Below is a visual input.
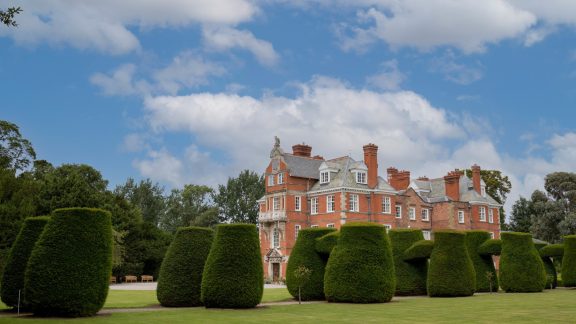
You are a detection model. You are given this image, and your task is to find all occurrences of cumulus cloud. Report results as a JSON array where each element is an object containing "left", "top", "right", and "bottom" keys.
[{"left": 366, "top": 60, "right": 406, "bottom": 90}]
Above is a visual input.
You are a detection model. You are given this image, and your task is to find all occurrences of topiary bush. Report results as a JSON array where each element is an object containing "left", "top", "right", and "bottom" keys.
[
  {"left": 157, "top": 227, "right": 214, "bottom": 307},
  {"left": 201, "top": 224, "right": 263, "bottom": 308},
  {"left": 315, "top": 231, "right": 340, "bottom": 255},
  {"left": 286, "top": 227, "right": 335, "bottom": 301},
  {"left": 389, "top": 229, "right": 428, "bottom": 296},
  {"left": 1, "top": 216, "right": 50, "bottom": 308},
  {"left": 499, "top": 232, "right": 546, "bottom": 293},
  {"left": 465, "top": 231, "right": 498, "bottom": 293},
  {"left": 427, "top": 230, "right": 475, "bottom": 297},
  {"left": 24, "top": 208, "right": 113, "bottom": 317},
  {"left": 324, "top": 222, "right": 395, "bottom": 303},
  {"left": 403, "top": 240, "right": 434, "bottom": 261},
  {"left": 561, "top": 235, "right": 576, "bottom": 287},
  {"left": 477, "top": 239, "right": 502, "bottom": 256},
  {"left": 539, "top": 244, "right": 564, "bottom": 258}
]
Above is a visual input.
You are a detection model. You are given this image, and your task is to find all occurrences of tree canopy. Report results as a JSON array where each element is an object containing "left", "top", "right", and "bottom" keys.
[
  {"left": 0, "top": 7, "right": 21, "bottom": 27},
  {"left": 213, "top": 170, "right": 264, "bottom": 224}
]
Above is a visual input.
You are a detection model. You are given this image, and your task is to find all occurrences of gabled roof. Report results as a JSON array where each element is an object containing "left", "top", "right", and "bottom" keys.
[
  {"left": 283, "top": 154, "right": 324, "bottom": 179},
  {"left": 410, "top": 175, "right": 501, "bottom": 205}
]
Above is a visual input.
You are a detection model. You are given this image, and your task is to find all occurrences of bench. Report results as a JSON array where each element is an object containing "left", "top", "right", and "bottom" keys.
[
  {"left": 110, "top": 276, "right": 117, "bottom": 284},
  {"left": 141, "top": 275, "right": 154, "bottom": 282},
  {"left": 125, "top": 275, "right": 137, "bottom": 283}
]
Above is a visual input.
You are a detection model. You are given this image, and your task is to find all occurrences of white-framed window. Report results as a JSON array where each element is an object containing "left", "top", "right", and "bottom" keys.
[
  {"left": 423, "top": 230, "right": 431, "bottom": 240},
  {"left": 327, "top": 195, "right": 335, "bottom": 213},
  {"left": 349, "top": 194, "right": 359, "bottom": 212},
  {"left": 356, "top": 171, "right": 367, "bottom": 184},
  {"left": 268, "top": 175, "right": 274, "bottom": 186},
  {"left": 273, "top": 197, "right": 280, "bottom": 211},
  {"left": 488, "top": 209, "right": 494, "bottom": 223},
  {"left": 409, "top": 207, "right": 416, "bottom": 220},
  {"left": 458, "top": 210, "right": 465, "bottom": 224},
  {"left": 277, "top": 172, "right": 284, "bottom": 184},
  {"left": 479, "top": 206, "right": 486, "bottom": 222},
  {"left": 273, "top": 227, "right": 280, "bottom": 248},
  {"left": 295, "top": 225, "right": 301, "bottom": 239},
  {"left": 311, "top": 225, "right": 319, "bottom": 228},
  {"left": 311, "top": 197, "right": 319, "bottom": 215},
  {"left": 395, "top": 206, "right": 402, "bottom": 219},
  {"left": 295, "top": 196, "right": 301, "bottom": 211},
  {"left": 383, "top": 224, "right": 392, "bottom": 232},
  {"left": 421, "top": 208, "right": 430, "bottom": 221},
  {"left": 320, "top": 171, "right": 330, "bottom": 184},
  {"left": 382, "top": 196, "right": 391, "bottom": 214},
  {"left": 490, "top": 232, "right": 495, "bottom": 239},
  {"left": 327, "top": 223, "right": 335, "bottom": 228}
]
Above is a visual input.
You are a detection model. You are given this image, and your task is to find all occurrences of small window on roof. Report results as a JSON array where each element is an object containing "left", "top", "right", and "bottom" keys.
[
  {"left": 320, "top": 171, "right": 330, "bottom": 184},
  {"left": 356, "top": 171, "right": 367, "bottom": 184}
]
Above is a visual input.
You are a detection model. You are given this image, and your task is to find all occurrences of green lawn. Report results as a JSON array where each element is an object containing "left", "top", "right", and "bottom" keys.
[{"left": 2, "top": 289, "right": 576, "bottom": 323}]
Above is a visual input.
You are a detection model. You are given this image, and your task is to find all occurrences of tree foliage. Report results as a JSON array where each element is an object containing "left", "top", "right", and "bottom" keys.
[
  {"left": 0, "top": 120, "right": 36, "bottom": 172},
  {"left": 0, "top": 7, "right": 22, "bottom": 27},
  {"left": 115, "top": 178, "right": 165, "bottom": 226},
  {"left": 213, "top": 170, "right": 264, "bottom": 224},
  {"left": 509, "top": 197, "right": 533, "bottom": 233},
  {"left": 161, "top": 184, "right": 215, "bottom": 233}
]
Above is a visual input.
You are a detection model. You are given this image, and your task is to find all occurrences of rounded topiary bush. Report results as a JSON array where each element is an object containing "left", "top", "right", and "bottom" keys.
[
  {"left": 324, "top": 223, "right": 395, "bottom": 303},
  {"left": 561, "top": 235, "right": 576, "bottom": 287},
  {"left": 1, "top": 216, "right": 50, "bottom": 308},
  {"left": 315, "top": 231, "right": 340, "bottom": 255},
  {"left": 427, "top": 230, "right": 475, "bottom": 297},
  {"left": 465, "top": 231, "right": 498, "bottom": 293},
  {"left": 24, "top": 208, "right": 113, "bottom": 317},
  {"left": 157, "top": 227, "right": 214, "bottom": 307},
  {"left": 389, "top": 229, "right": 428, "bottom": 296},
  {"left": 286, "top": 227, "right": 335, "bottom": 301},
  {"left": 499, "top": 232, "right": 546, "bottom": 293},
  {"left": 201, "top": 224, "right": 263, "bottom": 308},
  {"left": 542, "top": 257, "right": 557, "bottom": 289}
]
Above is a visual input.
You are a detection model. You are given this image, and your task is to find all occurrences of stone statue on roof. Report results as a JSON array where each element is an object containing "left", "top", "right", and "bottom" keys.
[{"left": 270, "top": 136, "right": 284, "bottom": 158}]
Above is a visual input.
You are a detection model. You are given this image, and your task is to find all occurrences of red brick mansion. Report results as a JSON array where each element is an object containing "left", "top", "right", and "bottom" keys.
[{"left": 258, "top": 138, "right": 501, "bottom": 281}]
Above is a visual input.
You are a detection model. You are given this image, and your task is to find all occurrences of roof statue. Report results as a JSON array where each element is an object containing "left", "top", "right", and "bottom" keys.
[{"left": 270, "top": 136, "right": 284, "bottom": 158}]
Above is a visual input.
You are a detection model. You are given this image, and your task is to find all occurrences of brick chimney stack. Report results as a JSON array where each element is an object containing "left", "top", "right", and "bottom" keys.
[
  {"left": 363, "top": 143, "right": 379, "bottom": 188},
  {"left": 471, "top": 164, "right": 481, "bottom": 194},
  {"left": 444, "top": 169, "right": 462, "bottom": 201},
  {"left": 292, "top": 143, "right": 312, "bottom": 157},
  {"left": 387, "top": 167, "right": 410, "bottom": 190}
]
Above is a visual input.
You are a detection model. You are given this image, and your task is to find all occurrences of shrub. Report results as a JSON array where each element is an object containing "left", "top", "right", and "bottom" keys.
[
  {"left": 315, "top": 231, "right": 340, "bottom": 255},
  {"left": 499, "top": 232, "right": 546, "bottom": 293},
  {"left": 427, "top": 230, "right": 475, "bottom": 297},
  {"left": 561, "top": 235, "right": 576, "bottom": 287},
  {"left": 157, "top": 227, "right": 214, "bottom": 307},
  {"left": 477, "top": 239, "right": 502, "bottom": 256},
  {"left": 1, "top": 216, "right": 50, "bottom": 308},
  {"left": 465, "top": 231, "right": 498, "bottom": 293},
  {"left": 286, "top": 227, "right": 335, "bottom": 301},
  {"left": 539, "top": 244, "right": 564, "bottom": 258},
  {"left": 324, "top": 223, "right": 395, "bottom": 303},
  {"left": 389, "top": 229, "right": 428, "bottom": 296},
  {"left": 542, "top": 257, "right": 557, "bottom": 289},
  {"left": 201, "top": 224, "right": 263, "bottom": 308},
  {"left": 24, "top": 208, "right": 113, "bottom": 317},
  {"left": 403, "top": 240, "right": 434, "bottom": 261}
]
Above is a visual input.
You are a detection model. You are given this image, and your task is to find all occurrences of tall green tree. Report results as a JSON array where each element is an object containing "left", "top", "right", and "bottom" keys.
[
  {"left": 530, "top": 190, "right": 567, "bottom": 244},
  {"left": 509, "top": 197, "right": 533, "bottom": 233},
  {"left": 115, "top": 178, "right": 165, "bottom": 226},
  {"left": 0, "top": 120, "right": 36, "bottom": 172},
  {"left": 466, "top": 169, "right": 511, "bottom": 230},
  {"left": 160, "top": 184, "right": 215, "bottom": 233},
  {"left": 213, "top": 170, "right": 264, "bottom": 224}
]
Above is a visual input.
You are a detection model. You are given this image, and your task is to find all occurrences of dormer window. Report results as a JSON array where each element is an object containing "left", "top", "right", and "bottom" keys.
[
  {"left": 356, "top": 171, "right": 367, "bottom": 184},
  {"left": 320, "top": 171, "right": 330, "bottom": 184}
]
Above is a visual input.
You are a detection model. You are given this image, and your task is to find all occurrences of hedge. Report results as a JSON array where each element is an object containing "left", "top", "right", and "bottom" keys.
[
  {"left": 315, "top": 231, "right": 340, "bottom": 255},
  {"left": 539, "top": 244, "right": 564, "bottom": 258},
  {"left": 324, "top": 223, "right": 395, "bottom": 303},
  {"left": 465, "top": 231, "right": 498, "bottom": 293},
  {"left": 201, "top": 224, "right": 263, "bottom": 308},
  {"left": 286, "top": 227, "right": 336, "bottom": 301},
  {"left": 1, "top": 216, "right": 50, "bottom": 308},
  {"left": 24, "top": 208, "right": 113, "bottom": 317},
  {"left": 157, "top": 227, "right": 214, "bottom": 307},
  {"left": 389, "top": 229, "right": 427, "bottom": 296},
  {"left": 477, "top": 239, "right": 502, "bottom": 256},
  {"left": 561, "top": 235, "right": 576, "bottom": 287},
  {"left": 403, "top": 240, "right": 434, "bottom": 261},
  {"left": 427, "top": 230, "right": 475, "bottom": 297},
  {"left": 499, "top": 232, "right": 546, "bottom": 293}
]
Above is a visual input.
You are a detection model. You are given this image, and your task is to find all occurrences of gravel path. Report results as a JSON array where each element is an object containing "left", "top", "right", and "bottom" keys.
[{"left": 109, "top": 282, "right": 287, "bottom": 290}]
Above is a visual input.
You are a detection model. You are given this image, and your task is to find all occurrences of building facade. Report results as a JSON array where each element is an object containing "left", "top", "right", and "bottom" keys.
[{"left": 258, "top": 138, "right": 501, "bottom": 282}]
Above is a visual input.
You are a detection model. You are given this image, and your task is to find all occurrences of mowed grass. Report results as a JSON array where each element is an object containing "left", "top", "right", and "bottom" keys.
[{"left": 2, "top": 289, "right": 576, "bottom": 323}]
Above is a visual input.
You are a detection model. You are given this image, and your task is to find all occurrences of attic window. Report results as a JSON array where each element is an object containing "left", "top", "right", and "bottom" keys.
[
  {"left": 356, "top": 171, "right": 367, "bottom": 184},
  {"left": 320, "top": 171, "right": 330, "bottom": 184}
]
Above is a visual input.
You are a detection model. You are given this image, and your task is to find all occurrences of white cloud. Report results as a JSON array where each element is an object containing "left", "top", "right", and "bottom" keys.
[
  {"left": 523, "top": 26, "right": 556, "bottom": 47},
  {"left": 202, "top": 26, "right": 280, "bottom": 66},
  {"left": 90, "top": 64, "right": 150, "bottom": 96},
  {"left": 133, "top": 149, "right": 184, "bottom": 186},
  {"left": 430, "top": 52, "right": 484, "bottom": 85},
  {"left": 0, "top": 0, "right": 258, "bottom": 54},
  {"left": 366, "top": 60, "right": 406, "bottom": 90}
]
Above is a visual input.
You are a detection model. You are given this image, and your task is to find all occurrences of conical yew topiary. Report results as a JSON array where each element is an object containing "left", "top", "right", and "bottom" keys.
[
  {"left": 157, "top": 227, "right": 214, "bottom": 307},
  {"left": 427, "top": 230, "right": 475, "bottom": 297},
  {"left": 389, "top": 229, "right": 428, "bottom": 296},
  {"left": 561, "top": 235, "right": 576, "bottom": 287},
  {"left": 324, "top": 223, "right": 395, "bottom": 303},
  {"left": 499, "top": 232, "right": 546, "bottom": 293},
  {"left": 24, "top": 208, "right": 113, "bottom": 317},
  {"left": 1, "top": 216, "right": 50, "bottom": 308},
  {"left": 201, "top": 224, "right": 263, "bottom": 308},
  {"left": 286, "top": 227, "right": 335, "bottom": 301},
  {"left": 465, "top": 231, "right": 498, "bottom": 293}
]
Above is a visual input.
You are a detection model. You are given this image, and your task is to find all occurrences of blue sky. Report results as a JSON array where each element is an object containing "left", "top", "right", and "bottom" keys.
[{"left": 1, "top": 0, "right": 576, "bottom": 218}]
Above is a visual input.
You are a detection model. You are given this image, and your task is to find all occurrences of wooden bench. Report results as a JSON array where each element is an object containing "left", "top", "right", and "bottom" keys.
[
  {"left": 141, "top": 275, "right": 154, "bottom": 282},
  {"left": 110, "top": 276, "right": 117, "bottom": 284},
  {"left": 125, "top": 275, "right": 137, "bottom": 283}
]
